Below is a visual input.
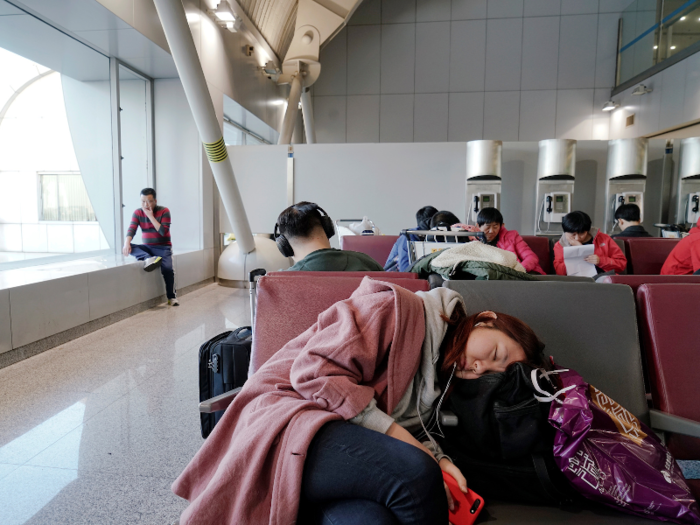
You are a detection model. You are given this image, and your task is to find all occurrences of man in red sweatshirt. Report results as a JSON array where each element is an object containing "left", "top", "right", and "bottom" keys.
[
  {"left": 661, "top": 220, "right": 700, "bottom": 275},
  {"left": 553, "top": 211, "right": 627, "bottom": 276},
  {"left": 122, "top": 188, "right": 178, "bottom": 306}
]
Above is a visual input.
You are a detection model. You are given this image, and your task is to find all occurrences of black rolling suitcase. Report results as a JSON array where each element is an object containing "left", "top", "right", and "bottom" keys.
[{"left": 199, "top": 326, "right": 252, "bottom": 438}]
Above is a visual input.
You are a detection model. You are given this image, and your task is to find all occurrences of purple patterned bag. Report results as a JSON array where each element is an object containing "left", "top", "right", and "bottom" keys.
[{"left": 542, "top": 367, "right": 700, "bottom": 524}]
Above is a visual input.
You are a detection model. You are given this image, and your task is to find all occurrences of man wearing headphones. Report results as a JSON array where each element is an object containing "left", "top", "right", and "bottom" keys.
[{"left": 275, "top": 202, "right": 384, "bottom": 271}]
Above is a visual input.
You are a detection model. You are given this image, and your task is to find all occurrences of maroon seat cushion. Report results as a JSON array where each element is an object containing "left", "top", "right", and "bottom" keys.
[
  {"left": 598, "top": 275, "right": 700, "bottom": 297},
  {"left": 522, "top": 235, "right": 552, "bottom": 274},
  {"left": 624, "top": 238, "right": 679, "bottom": 275},
  {"left": 637, "top": 283, "right": 700, "bottom": 459},
  {"left": 251, "top": 275, "right": 429, "bottom": 374},
  {"left": 339, "top": 235, "right": 399, "bottom": 266},
  {"left": 271, "top": 271, "right": 418, "bottom": 279}
]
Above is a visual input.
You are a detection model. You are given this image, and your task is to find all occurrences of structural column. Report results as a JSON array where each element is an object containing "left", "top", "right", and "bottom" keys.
[
  {"left": 152, "top": 0, "right": 255, "bottom": 253},
  {"left": 300, "top": 88, "right": 316, "bottom": 144},
  {"left": 277, "top": 74, "right": 303, "bottom": 145}
]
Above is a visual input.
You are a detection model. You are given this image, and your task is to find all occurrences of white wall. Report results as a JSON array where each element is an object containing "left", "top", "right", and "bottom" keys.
[
  {"left": 229, "top": 140, "right": 669, "bottom": 236},
  {"left": 610, "top": 51, "right": 700, "bottom": 138},
  {"left": 312, "top": 0, "right": 635, "bottom": 144}
]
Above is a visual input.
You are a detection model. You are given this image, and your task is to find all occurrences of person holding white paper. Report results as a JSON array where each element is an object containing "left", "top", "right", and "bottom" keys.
[{"left": 553, "top": 211, "right": 627, "bottom": 276}]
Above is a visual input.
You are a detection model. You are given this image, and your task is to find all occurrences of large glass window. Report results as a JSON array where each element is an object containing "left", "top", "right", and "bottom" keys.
[
  {"left": 118, "top": 65, "right": 154, "bottom": 244},
  {"left": 0, "top": 0, "right": 153, "bottom": 270},
  {"left": 0, "top": 44, "right": 112, "bottom": 266},
  {"left": 618, "top": 0, "right": 700, "bottom": 85},
  {"left": 39, "top": 173, "right": 97, "bottom": 222},
  {"left": 223, "top": 95, "right": 279, "bottom": 146}
]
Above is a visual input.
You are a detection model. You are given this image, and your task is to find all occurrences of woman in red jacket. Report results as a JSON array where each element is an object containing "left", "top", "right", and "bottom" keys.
[
  {"left": 553, "top": 211, "right": 627, "bottom": 275},
  {"left": 459, "top": 208, "right": 546, "bottom": 274}
]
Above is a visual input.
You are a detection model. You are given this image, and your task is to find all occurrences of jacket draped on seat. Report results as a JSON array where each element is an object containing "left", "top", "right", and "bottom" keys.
[{"left": 172, "top": 278, "right": 426, "bottom": 525}]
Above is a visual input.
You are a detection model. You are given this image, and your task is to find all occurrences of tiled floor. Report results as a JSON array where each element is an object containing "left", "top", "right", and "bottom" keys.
[{"left": 0, "top": 284, "right": 250, "bottom": 525}]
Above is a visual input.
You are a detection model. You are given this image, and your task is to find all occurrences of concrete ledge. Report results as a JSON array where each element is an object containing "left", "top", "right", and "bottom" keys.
[{"left": 0, "top": 277, "right": 214, "bottom": 370}]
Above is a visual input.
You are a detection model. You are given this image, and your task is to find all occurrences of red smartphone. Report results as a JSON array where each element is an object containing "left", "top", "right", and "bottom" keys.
[{"left": 443, "top": 472, "right": 484, "bottom": 525}]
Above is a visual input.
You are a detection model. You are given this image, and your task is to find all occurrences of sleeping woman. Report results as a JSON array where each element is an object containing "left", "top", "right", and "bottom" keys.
[{"left": 172, "top": 278, "right": 553, "bottom": 525}]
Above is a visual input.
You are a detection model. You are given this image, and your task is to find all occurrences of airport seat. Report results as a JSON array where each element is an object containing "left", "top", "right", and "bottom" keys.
[
  {"left": 637, "top": 283, "right": 700, "bottom": 500},
  {"left": 199, "top": 278, "right": 688, "bottom": 522},
  {"left": 441, "top": 280, "right": 700, "bottom": 520},
  {"left": 270, "top": 270, "right": 418, "bottom": 279},
  {"left": 443, "top": 281, "right": 646, "bottom": 418},
  {"left": 339, "top": 235, "right": 399, "bottom": 267},
  {"left": 624, "top": 238, "right": 679, "bottom": 275},
  {"left": 597, "top": 274, "right": 700, "bottom": 297},
  {"left": 613, "top": 238, "right": 628, "bottom": 274},
  {"left": 522, "top": 235, "right": 553, "bottom": 274},
  {"left": 250, "top": 274, "right": 428, "bottom": 375},
  {"left": 528, "top": 275, "right": 594, "bottom": 282}
]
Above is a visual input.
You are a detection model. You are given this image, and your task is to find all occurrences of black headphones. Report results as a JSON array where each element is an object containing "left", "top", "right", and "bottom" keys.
[{"left": 274, "top": 203, "right": 335, "bottom": 257}]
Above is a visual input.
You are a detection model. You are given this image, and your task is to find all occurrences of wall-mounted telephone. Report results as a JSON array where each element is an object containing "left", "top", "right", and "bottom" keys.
[
  {"left": 614, "top": 192, "right": 644, "bottom": 221},
  {"left": 470, "top": 192, "right": 498, "bottom": 222},
  {"left": 543, "top": 192, "right": 570, "bottom": 223},
  {"left": 687, "top": 192, "right": 700, "bottom": 224}
]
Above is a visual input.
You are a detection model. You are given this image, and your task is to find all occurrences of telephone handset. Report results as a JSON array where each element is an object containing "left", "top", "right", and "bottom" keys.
[
  {"left": 543, "top": 192, "right": 570, "bottom": 223},
  {"left": 473, "top": 195, "right": 480, "bottom": 214},
  {"left": 693, "top": 194, "right": 699, "bottom": 214}
]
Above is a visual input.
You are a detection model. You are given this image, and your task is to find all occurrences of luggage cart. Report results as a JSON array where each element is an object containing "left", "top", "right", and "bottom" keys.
[{"left": 402, "top": 229, "right": 484, "bottom": 266}]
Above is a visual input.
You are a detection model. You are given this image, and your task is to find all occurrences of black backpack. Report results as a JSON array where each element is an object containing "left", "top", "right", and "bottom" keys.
[{"left": 441, "top": 363, "right": 577, "bottom": 505}]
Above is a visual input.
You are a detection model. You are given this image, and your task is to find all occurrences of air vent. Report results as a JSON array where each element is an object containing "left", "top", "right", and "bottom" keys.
[{"left": 626, "top": 114, "right": 635, "bottom": 127}]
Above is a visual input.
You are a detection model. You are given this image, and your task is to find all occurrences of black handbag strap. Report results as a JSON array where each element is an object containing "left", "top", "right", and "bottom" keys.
[{"left": 531, "top": 453, "right": 573, "bottom": 506}]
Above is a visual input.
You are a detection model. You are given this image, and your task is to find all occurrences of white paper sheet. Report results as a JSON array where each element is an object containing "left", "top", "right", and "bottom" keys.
[{"left": 563, "top": 244, "right": 597, "bottom": 277}]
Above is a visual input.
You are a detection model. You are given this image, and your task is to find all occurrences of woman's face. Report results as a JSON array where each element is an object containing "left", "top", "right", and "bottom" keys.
[
  {"left": 479, "top": 222, "right": 501, "bottom": 242},
  {"left": 456, "top": 325, "right": 527, "bottom": 379}
]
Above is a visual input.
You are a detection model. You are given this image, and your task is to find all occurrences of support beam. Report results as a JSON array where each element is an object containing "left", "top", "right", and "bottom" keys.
[
  {"left": 152, "top": 0, "right": 255, "bottom": 254},
  {"left": 300, "top": 88, "right": 316, "bottom": 144},
  {"left": 277, "top": 74, "right": 303, "bottom": 145}
]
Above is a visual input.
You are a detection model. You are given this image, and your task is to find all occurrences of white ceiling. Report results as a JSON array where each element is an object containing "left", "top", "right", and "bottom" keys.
[
  {"left": 3, "top": 0, "right": 177, "bottom": 78},
  {"left": 236, "top": 0, "right": 298, "bottom": 60}
]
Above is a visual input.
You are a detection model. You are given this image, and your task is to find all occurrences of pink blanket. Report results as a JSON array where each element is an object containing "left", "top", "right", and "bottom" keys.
[{"left": 172, "top": 278, "right": 426, "bottom": 524}]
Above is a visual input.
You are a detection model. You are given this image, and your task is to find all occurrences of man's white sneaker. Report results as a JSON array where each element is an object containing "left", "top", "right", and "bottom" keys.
[
  {"left": 168, "top": 298, "right": 179, "bottom": 306},
  {"left": 143, "top": 256, "right": 162, "bottom": 272}
]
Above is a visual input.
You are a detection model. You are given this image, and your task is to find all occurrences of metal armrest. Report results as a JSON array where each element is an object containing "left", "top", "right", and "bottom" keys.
[
  {"left": 440, "top": 410, "right": 458, "bottom": 427},
  {"left": 650, "top": 408, "right": 700, "bottom": 439},
  {"left": 199, "top": 387, "right": 242, "bottom": 413}
]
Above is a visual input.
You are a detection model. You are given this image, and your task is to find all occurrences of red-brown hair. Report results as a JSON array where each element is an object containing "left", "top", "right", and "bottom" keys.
[{"left": 438, "top": 304, "right": 552, "bottom": 383}]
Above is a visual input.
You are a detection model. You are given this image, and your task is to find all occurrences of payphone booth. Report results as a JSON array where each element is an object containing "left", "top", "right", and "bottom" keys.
[
  {"left": 677, "top": 137, "right": 700, "bottom": 227},
  {"left": 466, "top": 140, "right": 502, "bottom": 225},
  {"left": 535, "top": 139, "right": 576, "bottom": 237},
  {"left": 605, "top": 138, "right": 648, "bottom": 234}
]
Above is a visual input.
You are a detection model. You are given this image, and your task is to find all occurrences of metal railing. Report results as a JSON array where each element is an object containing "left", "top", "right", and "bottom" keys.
[{"left": 617, "top": 0, "right": 700, "bottom": 88}]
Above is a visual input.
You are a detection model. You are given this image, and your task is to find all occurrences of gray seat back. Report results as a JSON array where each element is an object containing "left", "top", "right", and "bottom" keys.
[
  {"left": 443, "top": 281, "right": 648, "bottom": 420},
  {"left": 529, "top": 275, "right": 594, "bottom": 282}
]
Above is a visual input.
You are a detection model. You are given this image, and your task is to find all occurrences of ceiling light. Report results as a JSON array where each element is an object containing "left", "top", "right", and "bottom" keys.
[
  {"left": 681, "top": 16, "right": 686, "bottom": 20},
  {"left": 215, "top": 1, "right": 235, "bottom": 22},
  {"left": 271, "top": 100, "right": 286, "bottom": 106},
  {"left": 671, "top": 45, "right": 677, "bottom": 49},
  {"left": 631, "top": 84, "right": 653, "bottom": 96},
  {"left": 185, "top": 12, "right": 200, "bottom": 23},
  {"left": 654, "top": 45, "right": 658, "bottom": 49},
  {"left": 603, "top": 100, "right": 620, "bottom": 112}
]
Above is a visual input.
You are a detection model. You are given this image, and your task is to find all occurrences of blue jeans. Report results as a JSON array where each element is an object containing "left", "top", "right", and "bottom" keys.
[
  {"left": 130, "top": 243, "right": 176, "bottom": 299},
  {"left": 298, "top": 421, "right": 448, "bottom": 525}
]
